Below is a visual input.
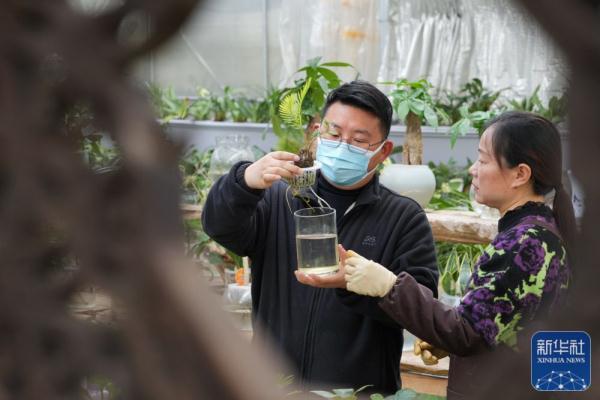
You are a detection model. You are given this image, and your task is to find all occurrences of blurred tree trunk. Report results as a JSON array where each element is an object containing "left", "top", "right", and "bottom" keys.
[{"left": 404, "top": 111, "right": 423, "bottom": 165}]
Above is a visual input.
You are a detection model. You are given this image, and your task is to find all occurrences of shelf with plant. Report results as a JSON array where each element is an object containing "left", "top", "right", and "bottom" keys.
[
  {"left": 148, "top": 74, "right": 567, "bottom": 130},
  {"left": 441, "top": 80, "right": 568, "bottom": 147},
  {"left": 149, "top": 73, "right": 568, "bottom": 178},
  {"left": 147, "top": 83, "right": 271, "bottom": 124}
]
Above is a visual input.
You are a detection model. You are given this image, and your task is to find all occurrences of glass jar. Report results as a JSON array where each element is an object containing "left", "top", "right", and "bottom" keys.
[
  {"left": 294, "top": 207, "right": 339, "bottom": 276},
  {"left": 208, "top": 135, "right": 255, "bottom": 181}
]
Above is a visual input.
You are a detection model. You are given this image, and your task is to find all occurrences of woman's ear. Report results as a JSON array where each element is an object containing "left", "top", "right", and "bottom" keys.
[{"left": 511, "top": 163, "right": 533, "bottom": 189}]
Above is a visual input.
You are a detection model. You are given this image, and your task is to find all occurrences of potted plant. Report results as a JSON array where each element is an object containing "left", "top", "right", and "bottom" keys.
[
  {"left": 379, "top": 78, "right": 447, "bottom": 207},
  {"left": 271, "top": 57, "right": 354, "bottom": 154},
  {"left": 436, "top": 242, "right": 485, "bottom": 306},
  {"left": 278, "top": 78, "right": 321, "bottom": 200},
  {"left": 435, "top": 78, "right": 504, "bottom": 148}
]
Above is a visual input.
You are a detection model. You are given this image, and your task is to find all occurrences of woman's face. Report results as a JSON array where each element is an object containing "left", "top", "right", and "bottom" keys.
[{"left": 469, "top": 127, "right": 515, "bottom": 210}]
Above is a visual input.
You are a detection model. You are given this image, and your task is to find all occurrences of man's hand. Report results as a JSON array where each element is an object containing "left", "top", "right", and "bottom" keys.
[
  {"left": 344, "top": 250, "right": 397, "bottom": 297},
  {"left": 294, "top": 245, "right": 347, "bottom": 289},
  {"left": 413, "top": 339, "right": 449, "bottom": 365},
  {"left": 244, "top": 151, "right": 302, "bottom": 189}
]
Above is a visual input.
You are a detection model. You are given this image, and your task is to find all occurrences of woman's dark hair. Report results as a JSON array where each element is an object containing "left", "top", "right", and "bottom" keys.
[
  {"left": 485, "top": 111, "right": 576, "bottom": 249},
  {"left": 322, "top": 80, "right": 393, "bottom": 139}
]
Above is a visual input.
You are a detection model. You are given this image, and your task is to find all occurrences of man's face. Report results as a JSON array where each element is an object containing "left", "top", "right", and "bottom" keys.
[{"left": 319, "top": 102, "right": 391, "bottom": 176}]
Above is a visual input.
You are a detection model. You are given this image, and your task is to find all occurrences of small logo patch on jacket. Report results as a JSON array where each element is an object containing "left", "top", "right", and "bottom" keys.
[{"left": 362, "top": 235, "right": 377, "bottom": 247}]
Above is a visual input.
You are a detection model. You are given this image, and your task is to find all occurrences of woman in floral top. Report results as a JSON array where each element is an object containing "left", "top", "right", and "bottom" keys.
[{"left": 342, "top": 111, "right": 576, "bottom": 399}]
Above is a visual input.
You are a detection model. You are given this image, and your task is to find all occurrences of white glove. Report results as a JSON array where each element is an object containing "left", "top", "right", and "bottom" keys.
[{"left": 344, "top": 250, "right": 398, "bottom": 297}]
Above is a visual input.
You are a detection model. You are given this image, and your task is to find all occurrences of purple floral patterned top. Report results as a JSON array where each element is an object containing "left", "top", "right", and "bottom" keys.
[{"left": 457, "top": 202, "right": 569, "bottom": 349}]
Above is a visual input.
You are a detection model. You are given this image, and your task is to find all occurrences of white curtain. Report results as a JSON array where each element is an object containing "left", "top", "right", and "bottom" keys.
[
  {"left": 279, "top": 0, "right": 380, "bottom": 85},
  {"left": 378, "top": 0, "right": 568, "bottom": 101}
]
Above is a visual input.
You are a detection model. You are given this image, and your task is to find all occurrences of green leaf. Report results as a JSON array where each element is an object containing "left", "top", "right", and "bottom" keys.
[
  {"left": 449, "top": 118, "right": 471, "bottom": 148},
  {"left": 370, "top": 395, "right": 385, "bottom": 400},
  {"left": 332, "top": 388, "right": 355, "bottom": 396},
  {"left": 310, "top": 391, "right": 337, "bottom": 398},
  {"left": 397, "top": 101, "right": 410, "bottom": 122},
  {"left": 387, "top": 389, "right": 418, "bottom": 399},
  {"left": 441, "top": 270, "right": 456, "bottom": 295},
  {"left": 317, "top": 67, "right": 342, "bottom": 88},
  {"left": 470, "top": 111, "right": 489, "bottom": 121},
  {"left": 423, "top": 105, "right": 439, "bottom": 127},
  {"left": 458, "top": 104, "right": 470, "bottom": 118},
  {"left": 278, "top": 78, "right": 312, "bottom": 131},
  {"left": 320, "top": 61, "right": 354, "bottom": 67},
  {"left": 409, "top": 100, "right": 425, "bottom": 115},
  {"left": 306, "top": 56, "right": 322, "bottom": 68}
]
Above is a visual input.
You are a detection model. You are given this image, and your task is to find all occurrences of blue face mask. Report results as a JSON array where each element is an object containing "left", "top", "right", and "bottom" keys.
[{"left": 316, "top": 138, "right": 385, "bottom": 186}]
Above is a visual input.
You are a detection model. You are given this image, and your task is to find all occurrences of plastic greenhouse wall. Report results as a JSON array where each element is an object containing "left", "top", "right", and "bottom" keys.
[{"left": 72, "top": 0, "right": 567, "bottom": 103}]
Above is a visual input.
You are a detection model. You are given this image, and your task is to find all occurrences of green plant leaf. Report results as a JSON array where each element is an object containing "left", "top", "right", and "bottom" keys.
[
  {"left": 306, "top": 56, "right": 322, "bottom": 68},
  {"left": 470, "top": 111, "right": 489, "bottom": 121},
  {"left": 397, "top": 100, "right": 410, "bottom": 122},
  {"left": 409, "top": 99, "right": 425, "bottom": 115},
  {"left": 317, "top": 67, "right": 342, "bottom": 88},
  {"left": 311, "top": 390, "right": 337, "bottom": 398},
  {"left": 423, "top": 105, "right": 439, "bottom": 127},
  {"left": 332, "top": 388, "right": 356, "bottom": 397},
  {"left": 320, "top": 61, "right": 354, "bottom": 67},
  {"left": 278, "top": 78, "right": 312, "bottom": 131},
  {"left": 386, "top": 388, "right": 418, "bottom": 399},
  {"left": 449, "top": 118, "right": 471, "bottom": 148},
  {"left": 458, "top": 104, "right": 470, "bottom": 118}
]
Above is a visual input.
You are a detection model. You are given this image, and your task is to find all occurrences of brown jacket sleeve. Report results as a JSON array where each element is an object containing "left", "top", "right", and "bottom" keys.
[{"left": 378, "top": 272, "right": 488, "bottom": 357}]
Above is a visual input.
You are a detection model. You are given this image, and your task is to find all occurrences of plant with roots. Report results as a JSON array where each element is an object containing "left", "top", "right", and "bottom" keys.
[{"left": 278, "top": 78, "right": 329, "bottom": 212}]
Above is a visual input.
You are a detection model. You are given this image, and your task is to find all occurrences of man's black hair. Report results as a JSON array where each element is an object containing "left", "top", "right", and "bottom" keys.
[{"left": 322, "top": 80, "right": 393, "bottom": 139}]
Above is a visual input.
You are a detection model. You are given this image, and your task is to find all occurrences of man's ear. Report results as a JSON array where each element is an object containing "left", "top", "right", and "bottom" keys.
[
  {"left": 380, "top": 139, "right": 394, "bottom": 156},
  {"left": 511, "top": 163, "right": 533, "bottom": 188},
  {"left": 380, "top": 140, "right": 394, "bottom": 159}
]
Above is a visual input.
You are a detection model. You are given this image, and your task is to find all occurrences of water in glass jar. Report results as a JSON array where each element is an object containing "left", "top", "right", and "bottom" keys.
[{"left": 295, "top": 233, "right": 339, "bottom": 275}]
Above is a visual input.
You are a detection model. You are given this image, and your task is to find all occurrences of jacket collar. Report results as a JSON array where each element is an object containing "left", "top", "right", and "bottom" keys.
[{"left": 498, "top": 201, "right": 555, "bottom": 233}]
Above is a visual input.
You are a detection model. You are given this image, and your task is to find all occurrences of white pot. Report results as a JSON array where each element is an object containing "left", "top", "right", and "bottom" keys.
[{"left": 379, "top": 164, "right": 436, "bottom": 208}]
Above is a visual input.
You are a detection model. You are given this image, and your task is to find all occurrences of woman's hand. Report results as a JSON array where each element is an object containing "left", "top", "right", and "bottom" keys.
[
  {"left": 344, "top": 250, "right": 397, "bottom": 297},
  {"left": 413, "top": 339, "right": 449, "bottom": 365}
]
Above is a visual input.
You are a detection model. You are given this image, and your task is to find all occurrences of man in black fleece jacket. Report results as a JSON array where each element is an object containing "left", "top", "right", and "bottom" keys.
[{"left": 202, "top": 81, "right": 438, "bottom": 394}]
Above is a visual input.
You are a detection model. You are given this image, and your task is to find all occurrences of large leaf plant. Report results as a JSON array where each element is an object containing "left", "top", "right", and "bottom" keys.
[
  {"left": 272, "top": 57, "right": 354, "bottom": 153},
  {"left": 386, "top": 78, "right": 448, "bottom": 165}
]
